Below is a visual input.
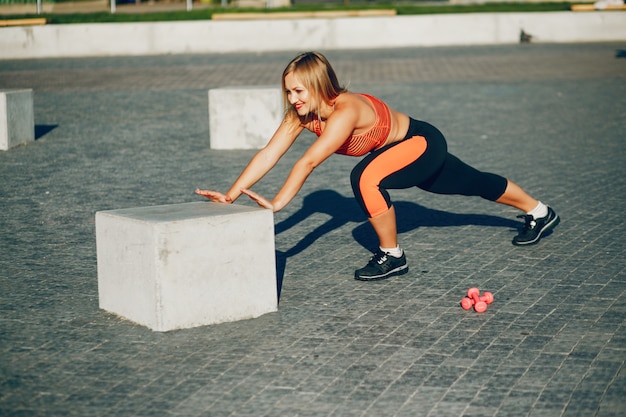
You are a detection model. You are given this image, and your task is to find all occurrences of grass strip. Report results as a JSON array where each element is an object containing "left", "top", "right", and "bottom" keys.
[{"left": 3, "top": 2, "right": 581, "bottom": 24}]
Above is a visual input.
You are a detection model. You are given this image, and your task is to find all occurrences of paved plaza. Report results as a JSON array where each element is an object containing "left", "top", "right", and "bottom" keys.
[{"left": 1, "top": 42, "right": 625, "bottom": 416}]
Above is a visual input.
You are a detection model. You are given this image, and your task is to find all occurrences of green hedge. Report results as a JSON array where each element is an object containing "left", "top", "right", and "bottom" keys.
[{"left": 1, "top": 2, "right": 579, "bottom": 23}]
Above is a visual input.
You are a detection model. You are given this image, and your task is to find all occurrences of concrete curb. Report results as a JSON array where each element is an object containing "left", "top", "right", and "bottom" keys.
[{"left": 1, "top": 11, "right": 625, "bottom": 59}]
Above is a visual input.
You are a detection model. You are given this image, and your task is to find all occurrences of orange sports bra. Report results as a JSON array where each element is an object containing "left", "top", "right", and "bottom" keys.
[{"left": 312, "top": 94, "right": 392, "bottom": 157}]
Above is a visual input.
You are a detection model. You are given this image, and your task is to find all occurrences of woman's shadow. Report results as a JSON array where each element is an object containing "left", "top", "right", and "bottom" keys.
[{"left": 274, "top": 189, "right": 519, "bottom": 299}]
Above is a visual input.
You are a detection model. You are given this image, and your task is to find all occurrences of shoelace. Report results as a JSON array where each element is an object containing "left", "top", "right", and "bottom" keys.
[
  {"left": 517, "top": 214, "right": 537, "bottom": 231},
  {"left": 370, "top": 250, "right": 388, "bottom": 265}
]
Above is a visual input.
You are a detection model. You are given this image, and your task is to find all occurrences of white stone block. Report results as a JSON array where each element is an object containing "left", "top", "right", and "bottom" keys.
[
  {"left": 0, "top": 89, "right": 34, "bottom": 151},
  {"left": 209, "top": 86, "right": 282, "bottom": 149},
  {"left": 96, "top": 202, "right": 277, "bottom": 332}
]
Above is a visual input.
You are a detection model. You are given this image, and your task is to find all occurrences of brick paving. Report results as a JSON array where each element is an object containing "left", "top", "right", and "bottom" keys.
[{"left": 1, "top": 43, "right": 625, "bottom": 416}]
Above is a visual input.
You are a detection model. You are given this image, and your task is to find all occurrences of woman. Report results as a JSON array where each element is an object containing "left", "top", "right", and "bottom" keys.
[{"left": 196, "top": 51, "right": 559, "bottom": 281}]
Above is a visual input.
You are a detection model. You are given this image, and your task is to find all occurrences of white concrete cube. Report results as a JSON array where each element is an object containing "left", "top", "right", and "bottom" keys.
[
  {"left": 0, "top": 89, "right": 34, "bottom": 151},
  {"left": 208, "top": 86, "right": 282, "bottom": 149},
  {"left": 96, "top": 202, "right": 277, "bottom": 332}
]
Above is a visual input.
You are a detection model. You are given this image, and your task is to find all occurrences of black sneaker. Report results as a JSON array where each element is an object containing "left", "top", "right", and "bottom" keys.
[
  {"left": 513, "top": 206, "right": 560, "bottom": 246},
  {"left": 355, "top": 249, "right": 408, "bottom": 281}
]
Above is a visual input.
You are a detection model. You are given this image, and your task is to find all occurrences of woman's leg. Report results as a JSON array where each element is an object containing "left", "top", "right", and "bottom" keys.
[
  {"left": 351, "top": 120, "right": 447, "bottom": 221},
  {"left": 355, "top": 204, "right": 408, "bottom": 281},
  {"left": 495, "top": 179, "right": 538, "bottom": 213},
  {"left": 351, "top": 120, "right": 449, "bottom": 281},
  {"left": 351, "top": 122, "right": 447, "bottom": 281},
  {"left": 418, "top": 154, "right": 559, "bottom": 245},
  {"left": 368, "top": 205, "right": 398, "bottom": 249},
  {"left": 497, "top": 180, "right": 560, "bottom": 245}
]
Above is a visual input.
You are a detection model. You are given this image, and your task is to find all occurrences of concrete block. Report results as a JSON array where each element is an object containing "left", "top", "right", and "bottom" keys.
[
  {"left": 96, "top": 201, "right": 277, "bottom": 332},
  {"left": 209, "top": 86, "right": 282, "bottom": 149},
  {"left": 0, "top": 89, "right": 34, "bottom": 151}
]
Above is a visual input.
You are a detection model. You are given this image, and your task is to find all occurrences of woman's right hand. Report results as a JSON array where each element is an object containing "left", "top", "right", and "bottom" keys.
[{"left": 194, "top": 189, "right": 232, "bottom": 204}]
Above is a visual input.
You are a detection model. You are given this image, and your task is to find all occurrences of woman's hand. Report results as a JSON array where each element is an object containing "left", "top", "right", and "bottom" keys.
[
  {"left": 241, "top": 188, "right": 275, "bottom": 211},
  {"left": 194, "top": 189, "right": 232, "bottom": 204}
]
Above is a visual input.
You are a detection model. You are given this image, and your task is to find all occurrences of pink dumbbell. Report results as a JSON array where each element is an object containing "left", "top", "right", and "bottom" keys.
[
  {"left": 460, "top": 288, "right": 493, "bottom": 313},
  {"left": 480, "top": 291, "right": 494, "bottom": 305}
]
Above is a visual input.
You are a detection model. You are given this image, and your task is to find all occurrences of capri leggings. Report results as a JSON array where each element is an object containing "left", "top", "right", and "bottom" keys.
[{"left": 350, "top": 118, "right": 508, "bottom": 218}]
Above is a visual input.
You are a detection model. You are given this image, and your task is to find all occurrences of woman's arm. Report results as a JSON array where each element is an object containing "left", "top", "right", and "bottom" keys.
[
  {"left": 260, "top": 104, "right": 360, "bottom": 212},
  {"left": 196, "top": 116, "right": 304, "bottom": 203}
]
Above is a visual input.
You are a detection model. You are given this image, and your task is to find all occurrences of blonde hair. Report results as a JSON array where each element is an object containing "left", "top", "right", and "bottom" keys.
[{"left": 281, "top": 51, "right": 347, "bottom": 121}]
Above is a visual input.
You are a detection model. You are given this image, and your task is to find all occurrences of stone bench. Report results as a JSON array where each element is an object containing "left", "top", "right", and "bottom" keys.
[
  {"left": 208, "top": 86, "right": 282, "bottom": 150},
  {"left": 95, "top": 202, "right": 277, "bottom": 332},
  {"left": 1, "top": 89, "right": 34, "bottom": 151}
]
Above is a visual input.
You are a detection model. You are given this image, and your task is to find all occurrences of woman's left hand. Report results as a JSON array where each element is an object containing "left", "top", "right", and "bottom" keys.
[{"left": 241, "top": 189, "right": 275, "bottom": 211}]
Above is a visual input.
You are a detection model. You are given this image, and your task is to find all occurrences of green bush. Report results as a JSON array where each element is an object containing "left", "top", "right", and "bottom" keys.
[{"left": 1, "top": 2, "right": 578, "bottom": 24}]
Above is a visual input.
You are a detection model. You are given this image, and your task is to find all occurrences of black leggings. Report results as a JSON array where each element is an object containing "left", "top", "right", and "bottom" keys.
[{"left": 350, "top": 118, "right": 508, "bottom": 218}]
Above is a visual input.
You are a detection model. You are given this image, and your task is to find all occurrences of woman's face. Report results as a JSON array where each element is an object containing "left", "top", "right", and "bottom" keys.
[{"left": 284, "top": 71, "right": 315, "bottom": 116}]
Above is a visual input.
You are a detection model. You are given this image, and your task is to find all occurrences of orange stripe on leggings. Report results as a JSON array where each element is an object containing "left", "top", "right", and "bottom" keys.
[{"left": 359, "top": 136, "right": 427, "bottom": 218}]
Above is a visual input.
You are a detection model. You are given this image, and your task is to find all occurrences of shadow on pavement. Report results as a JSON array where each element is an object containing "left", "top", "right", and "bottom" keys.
[
  {"left": 35, "top": 124, "right": 58, "bottom": 140},
  {"left": 274, "top": 189, "right": 519, "bottom": 299}
]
